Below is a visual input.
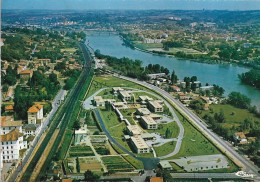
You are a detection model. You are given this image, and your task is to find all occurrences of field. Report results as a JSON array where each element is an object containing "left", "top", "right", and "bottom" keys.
[
  {"left": 102, "top": 156, "right": 135, "bottom": 172},
  {"left": 154, "top": 141, "right": 176, "bottom": 157},
  {"left": 148, "top": 121, "right": 179, "bottom": 139},
  {"left": 168, "top": 47, "right": 202, "bottom": 54},
  {"left": 199, "top": 104, "right": 260, "bottom": 130},
  {"left": 123, "top": 155, "right": 144, "bottom": 169},
  {"left": 69, "top": 146, "right": 95, "bottom": 157},
  {"left": 120, "top": 109, "right": 137, "bottom": 125},
  {"left": 79, "top": 157, "right": 103, "bottom": 172}
]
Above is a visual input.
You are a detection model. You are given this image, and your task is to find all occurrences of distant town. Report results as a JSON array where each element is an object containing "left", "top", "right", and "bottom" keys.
[{"left": 0, "top": 9, "right": 260, "bottom": 182}]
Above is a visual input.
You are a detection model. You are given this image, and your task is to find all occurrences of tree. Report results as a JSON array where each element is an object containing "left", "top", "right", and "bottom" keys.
[
  {"left": 170, "top": 70, "right": 178, "bottom": 84},
  {"left": 228, "top": 92, "right": 251, "bottom": 109},
  {"left": 73, "top": 120, "right": 81, "bottom": 130},
  {"left": 2, "top": 84, "right": 9, "bottom": 92},
  {"left": 49, "top": 72, "right": 58, "bottom": 83},
  {"left": 84, "top": 170, "right": 100, "bottom": 181},
  {"left": 191, "top": 76, "right": 197, "bottom": 82},
  {"left": 76, "top": 157, "right": 80, "bottom": 173}
]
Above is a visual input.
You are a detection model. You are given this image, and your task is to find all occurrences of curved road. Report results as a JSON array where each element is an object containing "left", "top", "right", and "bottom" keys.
[{"left": 115, "top": 74, "right": 260, "bottom": 180}]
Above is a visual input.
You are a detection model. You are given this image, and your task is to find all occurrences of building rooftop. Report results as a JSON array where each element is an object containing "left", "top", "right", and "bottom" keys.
[
  {"left": 234, "top": 132, "right": 246, "bottom": 139},
  {"left": 141, "top": 115, "right": 157, "bottom": 125},
  {"left": 159, "top": 161, "right": 172, "bottom": 169},
  {"left": 127, "top": 125, "right": 142, "bottom": 135},
  {"left": 137, "top": 108, "right": 151, "bottom": 115},
  {"left": 5, "top": 105, "right": 14, "bottom": 111},
  {"left": 148, "top": 100, "right": 163, "bottom": 109},
  {"left": 1, "top": 129, "right": 23, "bottom": 142},
  {"left": 150, "top": 177, "right": 163, "bottom": 182},
  {"left": 139, "top": 95, "right": 153, "bottom": 101},
  {"left": 28, "top": 104, "right": 43, "bottom": 113},
  {"left": 24, "top": 124, "right": 40, "bottom": 131},
  {"left": 131, "top": 135, "right": 149, "bottom": 149},
  {"left": 113, "top": 87, "right": 124, "bottom": 91},
  {"left": 119, "top": 90, "right": 131, "bottom": 98},
  {"left": 19, "top": 70, "right": 33, "bottom": 74},
  {"left": 1, "top": 116, "right": 22, "bottom": 127}
]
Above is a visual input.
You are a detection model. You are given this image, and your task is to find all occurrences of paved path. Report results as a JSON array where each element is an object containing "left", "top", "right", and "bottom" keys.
[
  {"left": 115, "top": 75, "right": 260, "bottom": 180},
  {"left": 94, "top": 109, "right": 159, "bottom": 170}
]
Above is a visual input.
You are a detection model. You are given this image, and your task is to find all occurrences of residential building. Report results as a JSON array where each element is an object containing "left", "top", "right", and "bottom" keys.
[
  {"left": 172, "top": 86, "right": 180, "bottom": 92},
  {"left": 113, "top": 102, "right": 126, "bottom": 109},
  {"left": 119, "top": 90, "right": 131, "bottom": 101},
  {"left": 233, "top": 132, "right": 247, "bottom": 144},
  {"left": 127, "top": 125, "right": 142, "bottom": 136},
  {"left": 1, "top": 129, "right": 27, "bottom": 162},
  {"left": 139, "top": 95, "right": 153, "bottom": 104},
  {"left": 23, "top": 124, "right": 41, "bottom": 136},
  {"left": 93, "top": 96, "right": 105, "bottom": 107},
  {"left": 200, "top": 86, "right": 214, "bottom": 91},
  {"left": 130, "top": 135, "right": 150, "bottom": 153},
  {"left": 5, "top": 105, "right": 14, "bottom": 113},
  {"left": 141, "top": 133, "right": 156, "bottom": 141},
  {"left": 19, "top": 70, "right": 33, "bottom": 80},
  {"left": 140, "top": 115, "right": 158, "bottom": 129},
  {"left": 148, "top": 100, "right": 163, "bottom": 113},
  {"left": 178, "top": 92, "right": 186, "bottom": 100},
  {"left": 5, "top": 88, "right": 14, "bottom": 101},
  {"left": 1, "top": 116, "right": 23, "bottom": 134},
  {"left": 137, "top": 108, "right": 151, "bottom": 116},
  {"left": 27, "top": 104, "right": 43, "bottom": 124},
  {"left": 147, "top": 73, "right": 165, "bottom": 79}
]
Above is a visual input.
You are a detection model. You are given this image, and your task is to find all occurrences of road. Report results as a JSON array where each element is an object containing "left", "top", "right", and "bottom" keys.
[
  {"left": 115, "top": 75, "right": 260, "bottom": 180},
  {"left": 8, "top": 89, "right": 67, "bottom": 182},
  {"left": 15, "top": 41, "right": 93, "bottom": 182}
]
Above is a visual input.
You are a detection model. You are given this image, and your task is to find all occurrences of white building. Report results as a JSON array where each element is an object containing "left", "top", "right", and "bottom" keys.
[
  {"left": 1, "top": 116, "right": 23, "bottom": 134},
  {"left": 93, "top": 96, "right": 105, "bottom": 107},
  {"left": 148, "top": 100, "right": 163, "bottom": 113},
  {"left": 1, "top": 129, "right": 27, "bottom": 162},
  {"left": 140, "top": 115, "right": 158, "bottom": 130},
  {"left": 27, "top": 104, "right": 44, "bottom": 124},
  {"left": 119, "top": 91, "right": 131, "bottom": 101},
  {"left": 23, "top": 124, "right": 41, "bottom": 136},
  {"left": 130, "top": 135, "right": 150, "bottom": 153}
]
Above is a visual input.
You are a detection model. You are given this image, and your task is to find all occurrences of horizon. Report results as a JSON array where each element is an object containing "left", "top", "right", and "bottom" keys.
[{"left": 2, "top": 0, "right": 260, "bottom": 11}]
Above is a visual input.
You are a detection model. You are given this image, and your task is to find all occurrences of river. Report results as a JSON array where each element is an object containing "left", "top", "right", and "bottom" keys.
[{"left": 86, "top": 32, "right": 260, "bottom": 108}]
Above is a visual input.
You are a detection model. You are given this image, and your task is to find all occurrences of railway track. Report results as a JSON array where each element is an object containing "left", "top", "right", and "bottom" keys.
[{"left": 17, "top": 41, "right": 93, "bottom": 182}]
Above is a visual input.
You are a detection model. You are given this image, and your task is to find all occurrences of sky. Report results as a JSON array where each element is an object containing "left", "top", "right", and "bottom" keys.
[{"left": 2, "top": 0, "right": 260, "bottom": 10}]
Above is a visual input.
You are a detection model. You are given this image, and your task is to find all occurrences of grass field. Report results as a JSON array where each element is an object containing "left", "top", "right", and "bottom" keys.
[
  {"left": 154, "top": 141, "right": 176, "bottom": 157},
  {"left": 123, "top": 155, "right": 144, "bottom": 169},
  {"left": 79, "top": 157, "right": 103, "bottom": 172},
  {"left": 102, "top": 156, "right": 134, "bottom": 172},
  {"left": 86, "top": 75, "right": 152, "bottom": 99},
  {"left": 120, "top": 109, "right": 137, "bottom": 125},
  {"left": 199, "top": 104, "right": 260, "bottom": 130},
  {"left": 148, "top": 121, "right": 179, "bottom": 139},
  {"left": 168, "top": 47, "right": 202, "bottom": 54}
]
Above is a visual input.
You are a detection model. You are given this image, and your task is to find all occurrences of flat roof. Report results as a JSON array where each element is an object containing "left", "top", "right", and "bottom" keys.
[
  {"left": 94, "top": 96, "right": 103, "bottom": 100},
  {"left": 148, "top": 100, "right": 163, "bottom": 109},
  {"left": 127, "top": 125, "right": 142, "bottom": 135},
  {"left": 119, "top": 90, "right": 131, "bottom": 97},
  {"left": 141, "top": 115, "right": 157, "bottom": 125},
  {"left": 159, "top": 161, "right": 172, "bottom": 168},
  {"left": 113, "top": 87, "right": 124, "bottom": 91},
  {"left": 137, "top": 108, "right": 151, "bottom": 115},
  {"left": 131, "top": 135, "right": 149, "bottom": 149},
  {"left": 139, "top": 95, "right": 153, "bottom": 101}
]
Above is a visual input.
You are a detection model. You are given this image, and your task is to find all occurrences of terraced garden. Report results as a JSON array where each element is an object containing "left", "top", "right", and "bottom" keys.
[
  {"left": 102, "top": 156, "right": 135, "bottom": 172},
  {"left": 69, "top": 146, "right": 95, "bottom": 157}
]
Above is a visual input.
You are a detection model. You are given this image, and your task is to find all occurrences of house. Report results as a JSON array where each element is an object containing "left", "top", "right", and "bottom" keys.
[
  {"left": 233, "top": 132, "right": 247, "bottom": 144},
  {"left": 159, "top": 161, "right": 173, "bottom": 170},
  {"left": 1, "top": 129, "right": 27, "bottom": 162},
  {"left": 137, "top": 108, "right": 151, "bottom": 116},
  {"left": 19, "top": 70, "right": 33, "bottom": 80},
  {"left": 127, "top": 125, "right": 142, "bottom": 136},
  {"left": 37, "top": 58, "right": 51, "bottom": 65},
  {"left": 119, "top": 90, "right": 131, "bottom": 101},
  {"left": 180, "top": 82, "right": 186, "bottom": 88},
  {"left": 200, "top": 86, "right": 214, "bottom": 91},
  {"left": 130, "top": 135, "right": 150, "bottom": 153},
  {"left": 27, "top": 104, "right": 44, "bottom": 124},
  {"left": 5, "top": 105, "right": 14, "bottom": 112},
  {"left": 178, "top": 92, "right": 186, "bottom": 100},
  {"left": 150, "top": 177, "right": 163, "bottom": 182},
  {"left": 113, "top": 102, "right": 126, "bottom": 109},
  {"left": 148, "top": 100, "right": 163, "bottom": 113},
  {"left": 93, "top": 96, "right": 105, "bottom": 107},
  {"left": 23, "top": 124, "right": 41, "bottom": 136},
  {"left": 1, "top": 116, "right": 23, "bottom": 134},
  {"left": 172, "top": 86, "right": 180, "bottom": 92},
  {"left": 140, "top": 115, "right": 158, "bottom": 129}
]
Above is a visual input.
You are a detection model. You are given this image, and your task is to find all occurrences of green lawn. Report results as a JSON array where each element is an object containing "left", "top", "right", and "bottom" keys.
[
  {"left": 199, "top": 104, "right": 260, "bottom": 129},
  {"left": 69, "top": 146, "right": 95, "bottom": 157},
  {"left": 169, "top": 47, "right": 202, "bottom": 54},
  {"left": 86, "top": 75, "right": 152, "bottom": 99},
  {"left": 133, "top": 92, "right": 159, "bottom": 101},
  {"left": 154, "top": 141, "right": 176, "bottom": 157},
  {"left": 123, "top": 155, "right": 144, "bottom": 169},
  {"left": 148, "top": 121, "right": 179, "bottom": 139},
  {"left": 120, "top": 109, "right": 137, "bottom": 125},
  {"left": 167, "top": 111, "right": 221, "bottom": 159}
]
